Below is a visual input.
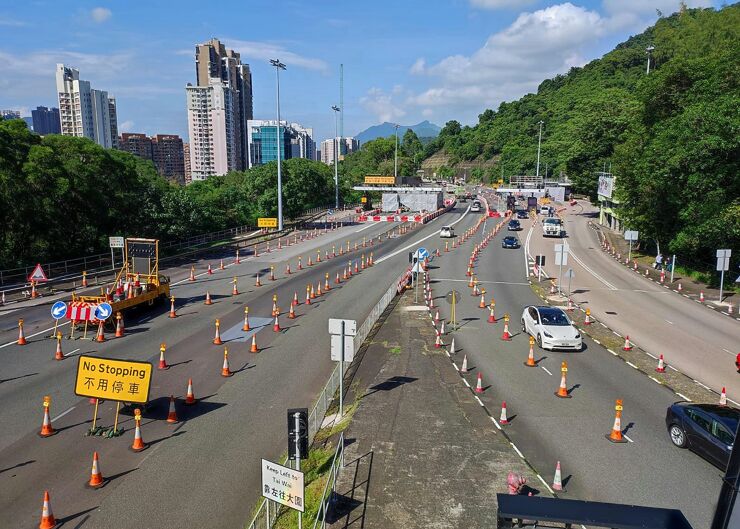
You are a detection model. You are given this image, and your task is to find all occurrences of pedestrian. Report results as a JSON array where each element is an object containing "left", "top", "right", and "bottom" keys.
[
  {"left": 655, "top": 253, "right": 663, "bottom": 270},
  {"left": 735, "top": 353, "right": 740, "bottom": 373}
]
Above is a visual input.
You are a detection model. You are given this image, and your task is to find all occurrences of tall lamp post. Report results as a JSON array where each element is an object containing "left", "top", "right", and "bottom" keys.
[
  {"left": 332, "top": 105, "right": 341, "bottom": 208},
  {"left": 394, "top": 124, "right": 400, "bottom": 181},
  {"left": 646, "top": 45, "right": 655, "bottom": 74},
  {"left": 270, "top": 58, "right": 286, "bottom": 231},
  {"left": 535, "top": 120, "right": 544, "bottom": 178}
]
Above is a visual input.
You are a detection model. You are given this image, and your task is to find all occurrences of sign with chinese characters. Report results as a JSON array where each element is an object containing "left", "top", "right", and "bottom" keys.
[
  {"left": 261, "top": 459, "right": 305, "bottom": 512},
  {"left": 364, "top": 175, "right": 396, "bottom": 185},
  {"left": 74, "top": 355, "right": 152, "bottom": 404},
  {"left": 258, "top": 217, "right": 278, "bottom": 228},
  {"left": 597, "top": 174, "right": 614, "bottom": 199}
]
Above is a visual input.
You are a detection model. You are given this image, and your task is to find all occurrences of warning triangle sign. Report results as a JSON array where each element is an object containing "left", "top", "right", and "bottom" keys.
[{"left": 28, "top": 263, "right": 48, "bottom": 282}]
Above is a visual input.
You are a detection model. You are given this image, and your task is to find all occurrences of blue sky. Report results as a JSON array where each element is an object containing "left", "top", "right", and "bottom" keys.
[{"left": 0, "top": 0, "right": 721, "bottom": 143}]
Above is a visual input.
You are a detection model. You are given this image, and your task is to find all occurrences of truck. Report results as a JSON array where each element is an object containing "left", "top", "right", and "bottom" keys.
[
  {"left": 542, "top": 218, "right": 564, "bottom": 238},
  {"left": 527, "top": 196, "right": 538, "bottom": 212},
  {"left": 70, "top": 238, "right": 171, "bottom": 322}
]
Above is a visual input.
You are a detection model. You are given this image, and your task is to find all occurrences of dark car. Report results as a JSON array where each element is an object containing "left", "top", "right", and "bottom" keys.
[
  {"left": 516, "top": 210, "right": 528, "bottom": 219},
  {"left": 666, "top": 402, "right": 738, "bottom": 469},
  {"left": 502, "top": 236, "right": 520, "bottom": 249},
  {"left": 507, "top": 219, "right": 521, "bottom": 231}
]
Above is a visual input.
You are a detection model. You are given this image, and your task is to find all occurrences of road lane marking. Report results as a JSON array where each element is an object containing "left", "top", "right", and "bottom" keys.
[
  {"left": 694, "top": 380, "right": 710, "bottom": 390},
  {"left": 355, "top": 223, "right": 377, "bottom": 233},
  {"left": 607, "top": 349, "right": 617, "bottom": 356},
  {"left": 623, "top": 434, "right": 634, "bottom": 443},
  {"left": 433, "top": 278, "right": 530, "bottom": 286},
  {"left": 474, "top": 396, "right": 484, "bottom": 407},
  {"left": 510, "top": 442, "right": 525, "bottom": 458},
  {"left": 52, "top": 406, "right": 75, "bottom": 422},
  {"left": 462, "top": 378, "right": 471, "bottom": 388},
  {"left": 63, "top": 348, "right": 81, "bottom": 358},
  {"left": 649, "top": 376, "right": 663, "bottom": 385},
  {"left": 537, "top": 474, "right": 555, "bottom": 494},
  {"left": 676, "top": 393, "right": 692, "bottom": 402},
  {"left": 0, "top": 321, "right": 71, "bottom": 349},
  {"left": 490, "top": 416, "right": 502, "bottom": 430},
  {"left": 626, "top": 361, "right": 638, "bottom": 369},
  {"left": 567, "top": 248, "right": 618, "bottom": 290},
  {"left": 540, "top": 366, "right": 553, "bottom": 376},
  {"left": 452, "top": 362, "right": 459, "bottom": 371},
  {"left": 665, "top": 320, "right": 673, "bottom": 325}
]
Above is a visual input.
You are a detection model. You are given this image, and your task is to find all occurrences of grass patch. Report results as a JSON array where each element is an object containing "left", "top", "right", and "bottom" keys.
[{"left": 389, "top": 346, "right": 401, "bottom": 355}]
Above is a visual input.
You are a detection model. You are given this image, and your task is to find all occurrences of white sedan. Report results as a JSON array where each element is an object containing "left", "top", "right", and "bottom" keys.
[{"left": 521, "top": 306, "right": 582, "bottom": 351}]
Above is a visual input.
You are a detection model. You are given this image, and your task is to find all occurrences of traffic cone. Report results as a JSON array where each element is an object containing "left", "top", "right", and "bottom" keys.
[
  {"left": 115, "top": 312, "right": 124, "bottom": 337},
  {"left": 18, "top": 318, "right": 27, "bottom": 345},
  {"left": 475, "top": 372, "right": 484, "bottom": 393},
  {"left": 39, "top": 491, "right": 56, "bottom": 529},
  {"left": 434, "top": 332, "right": 442, "bottom": 348},
  {"left": 369, "top": 253, "right": 374, "bottom": 266},
  {"left": 656, "top": 354, "right": 666, "bottom": 373},
  {"left": 189, "top": 265, "right": 195, "bottom": 281},
  {"left": 39, "top": 396, "right": 54, "bottom": 437},
  {"left": 605, "top": 399, "right": 627, "bottom": 443},
  {"left": 501, "top": 316, "right": 511, "bottom": 341},
  {"left": 213, "top": 319, "right": 223, "bottom": 345},
  {"left": 250, "top": 335, "right": 259, "bottom": 353},
  {"left": 305, "top": 286, "right": 311, "bottom": 305},
  {"left": 219, "top": 259, "right": 225, "bottom": 270},
  {"left": 434, "top": 310, "right": 440, "bottom": 325},
  {"left": 166, "top": 395, "right": 178, "bottom": 423},
  {"left": 622, "top": 335, "right": 633, "bottom": 351},
  {"left": 317, "top": 281, "right": 323, "bottom": 296},
  {"left": 286, "top": 263, "right": 291, "bottom": 275},
  {"left": 273, "top": 315, "right": 281, "bottom": 332},
  {"left": 308, "top": 256, "right": 313, "bottom": 266},
  {"left": 449, "top": 337, "right": 455, "bottom": 355},
  {"left": 288, "top": 304, "right": 296, "bottom": 319},
  {"left": 677, "top": 283, "right": 682, "bottom": 292},
  {"left": 488, "top": 304, "right": 496, "bottom": 323},
  {"left": 269, "top": 266, "right": 275, "bottom": 281},
  {"left": 54, "top": 333, "right": 64, "bottom": 361},
  {"left": 700, "top": 291, "right": 705, "bottom": 302},
  {"left": 555, "top": 361, "right": 570, "bottom": 398},
  {"left": 87, "top": 451, "right": 105, "bottom": 488},
  {"left": 242, "top": 307, "right": 250, "bottom": 331},
  {"left": 645, "top": 268, "right": 649, "bottom": 277},
  {"left": 158, "top": 343, "right": 168, "bottom": 370},
  {"left": 479, "top": 294, "right": 485, "bottom": 309},
  {"left": 293, "top": 291, "right": 299, "bottom": 306},
  {"left": 130, "top": 409, "right": 146, "bottom": 452},
  {"left": 271, "top": 300, "right": 278, "bottom": 317},
  {"left": 221, "top": 348, "right": 232, "bottom": 377},
  {"left": 720, "top": 387, "right": 727, "bottom": 406},
  {"left": 525, "top": 337, "right": 536, "bottom": 367},
  {"left": 460, "top": 354, "right": 468, "bottom": 373},
  {"left": 235, "top": 249, "right": 240, "bottom": 264},
  {"left": 440, "top": 320, "right": 446, "bottom": 335},
  {"left": 566, "top": 298, "right": 574, "bottom": 311},
  {"left": 298, "top": 257, "right": 303, "bottom": 270},
  {"left": 310, "top": 284, "right": 316, "bottom": 299},
  {"left": 185, "top": 378, "right": 195, "bottom": 406},
  {"left": 31, "top": 281, "right": 38, "bottom": 298},
  {"left": 336, "top": 272, "right": 341, "bottom": 284},
  {"left": 169, "top": 296, "right": 177, "bottom": 318},
  {"left": 207, "top": 263, "right": 213, "bottom": 275},
  {"left": 95, "top": 320, "right": 106, "bottom": 343},
  {"left": 325, "top": 274, "right": 331, "bottom": 291},
  {"left": 500, "top": 402, "right": 509, "bottom": 425},
  {"left": 584, "top": 308, "right": 592, "bottom": 325},
  {"left": 232, "top": 278, "right": 239, "bottom": 295},
  {"left": 550, "top": 281, "right": 557, "bottom": 294},
  {"left": 552, "top": 461, "right": 564, "bottom": 491}
]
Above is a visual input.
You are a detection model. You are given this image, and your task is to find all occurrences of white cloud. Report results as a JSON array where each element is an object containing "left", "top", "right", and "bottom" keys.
[
  {"left": 0, "top": 49, "right": 133, "bottom": 79},
  {"left": 119, "top": 120, "right": 135, "bottom": 132},
  {"left": 0, "top": 16, "right": 27, "bottom": 27},
  {"left": 90, "top": 7, "right": 112, "bottom": 23},
  {"left": 223, "top": 39, "right": 328, "bottom": 72},
  {"left": 470, "top": 0, "right": 536, "bottom": 9},
  {"left": 360, "top": 87, "right": 406, "bottom": 123},
  {"left": 410, "top": 58, "right": 426, "bottom": 75},
  {"left": 602, "top": 0, "right": 712, "bottom": 31}
]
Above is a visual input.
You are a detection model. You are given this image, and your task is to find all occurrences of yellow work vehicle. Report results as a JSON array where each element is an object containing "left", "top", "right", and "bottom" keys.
[{"left": 71, "top": 238, "right": 171, "bottom": 316}]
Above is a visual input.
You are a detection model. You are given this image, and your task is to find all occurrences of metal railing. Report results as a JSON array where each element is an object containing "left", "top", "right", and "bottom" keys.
[{"left": 311, "top": 432, "right": 345, "bottom": 529}]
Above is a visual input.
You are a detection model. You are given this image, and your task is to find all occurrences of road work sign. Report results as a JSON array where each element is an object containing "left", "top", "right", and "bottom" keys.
[
  {"left": 28, "top": 263, "right": 48, "bottom": 282},
  {"left": 109, "top": 236, "right": 124, "bottom": 248},
  {"left": 258, "top": 217, "right": 278, "bottom": 228},
  {"left": 74, "top": 355, "right": 152, "bottom": 404},
  {"left": 261, "top": 459, "right": 305, "bottom": 512}
]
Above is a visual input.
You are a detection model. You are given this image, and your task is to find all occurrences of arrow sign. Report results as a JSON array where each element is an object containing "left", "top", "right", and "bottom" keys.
[
  {"left": 414, "top": 247, "right": 430, "bottom": 260},
  {"left": 28, "top": 263, "right": 48, "bottom": 282},
  {"left": 51, "top": 301, "right": 68, "bottom": 320},
  {"left": 94, "top": 302, "right": 113, "bottom": 321}
]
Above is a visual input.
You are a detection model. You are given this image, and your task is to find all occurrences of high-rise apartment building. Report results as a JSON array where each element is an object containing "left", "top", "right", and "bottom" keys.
[
  {"left": 118, "top": 132, "right": 185, "bottom": 185},
  {"left": 183, "top": 143, "right": 192, "bottom": 184},
  {"left": 55, "top": 64, "right": 118, "bottom": 148},
  {"left": 320, "top": 137, "right": 360, "bottom": 165},
  {"left": 119, "top": 133, "right": 152, "bottom": 159},
  {"left": 246, "top": 120, "right": 315, "bottom": 168},
  {"left": 1, "top": 110, "right": 21, "bottom": 120},
  {"left": 186, "top": 38, "right": 253, "bottom": 179},
  {"left": 31, "top": 106, "right": 61, "bottom": 135}
]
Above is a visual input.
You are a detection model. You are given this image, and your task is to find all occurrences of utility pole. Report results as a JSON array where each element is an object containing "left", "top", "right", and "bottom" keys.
[
  {"left": 332, "top": 105, "right": 340, "bottom": 209},
  {"left": 536, "top": 120, "right": 544, "bottom": 178},
  {"left": 394, "top": 124, "right": 400, "bottom": 181},
  {"left": 646, "top": 45, "right": 655, "bottom": 74},
  {"left": 270, "top": 59, "right": 286, "bottom": 231}
]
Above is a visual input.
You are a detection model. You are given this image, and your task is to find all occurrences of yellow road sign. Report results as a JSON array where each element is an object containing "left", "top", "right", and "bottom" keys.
[
  {"left": 75, "top": 355, "right": 152, "bottom": 404},
  {"left": 361, "top": 196, "right": 368, "bottom": 203},
  {"left": 364, "top": 175, "right": 396, "bottom": 185},
  {"left": 258, "top": 217, "right": 278, "bottom": 228}
]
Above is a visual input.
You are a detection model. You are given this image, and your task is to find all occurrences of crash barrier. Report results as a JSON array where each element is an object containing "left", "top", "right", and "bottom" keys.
[
  {"left": 495, "top": 494, "right": 693, "bottom": 529},
  {"left": 247, "top": 266, "right": 411, "bottom": 529},
  {"left": 311, "top": 432, "right": 345, "bottom": 529}
]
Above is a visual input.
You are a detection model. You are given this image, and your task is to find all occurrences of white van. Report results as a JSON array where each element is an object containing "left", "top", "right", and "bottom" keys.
[{"left": 440, "top": 226, "right": 454, "bottom": 238}]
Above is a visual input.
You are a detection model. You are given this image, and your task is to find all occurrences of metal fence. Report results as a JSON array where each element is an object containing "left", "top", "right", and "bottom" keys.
[{"left": 311, "top": 432, "right": 346, "bottom": 529}]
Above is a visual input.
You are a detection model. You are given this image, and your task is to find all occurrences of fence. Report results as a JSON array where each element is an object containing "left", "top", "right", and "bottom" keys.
[
  {"left": 247, "top": 266, "right": 410, "bottom": 529},
  {"left": 311, "top": 432, "right": 346, "bottom": 529}
]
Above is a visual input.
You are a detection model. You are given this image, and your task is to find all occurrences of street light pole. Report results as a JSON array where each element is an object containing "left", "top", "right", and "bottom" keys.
[
  {"left": 270, "top": 59, "right": 286, "bottom": 231},
  {"left": 332, "top": 105, "right": 340, "bottom": 209},
  {"left": 394, "top": 124, "right": 400, "bottom": 181},
  {"left": 536, "top": 120, "right": 544, "bottom": 178},
  {"left": 646, "top": 45, "right": 655, "bottom": 74}
]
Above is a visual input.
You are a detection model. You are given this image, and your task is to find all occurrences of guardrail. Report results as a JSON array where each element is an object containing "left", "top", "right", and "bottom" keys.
[{"left": 311, "top": 432, "right": 345, "bottom": 529}]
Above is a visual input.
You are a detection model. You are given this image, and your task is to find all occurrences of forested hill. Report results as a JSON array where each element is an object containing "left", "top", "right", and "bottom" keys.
[{"left": 419, "top": 4, "right": 738, "bottom": 265}]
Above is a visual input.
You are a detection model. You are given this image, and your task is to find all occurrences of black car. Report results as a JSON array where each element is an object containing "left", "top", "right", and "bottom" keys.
[
  {"left": 666, "top": 402, "right": 738, "bottom": 469},
  {"left": 516, "top": 210, "right": 528, "bottom": 219},
  {"left": 507, "top": 219, "right": 521, "bottom": 231},
  {"left": 502, "top": 236, "right": 520, "bottom": 249}
]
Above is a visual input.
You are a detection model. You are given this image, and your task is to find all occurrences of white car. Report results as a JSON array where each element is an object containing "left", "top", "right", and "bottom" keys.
[
  {"left": 439, "top": 226, "right": 454, "bottom": 238},
  {"left": 521, "top": 306, "right": 582, "bottom": 351}
]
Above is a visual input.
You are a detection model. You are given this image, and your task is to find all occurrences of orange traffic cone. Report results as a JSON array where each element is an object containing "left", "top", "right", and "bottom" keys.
[
  {"left": 605, "top": 399, "right": 627, "bottom": 443},
  {"left": 622, "top": 335, "right": 633, "bottom": 351},
  {"left": 656, "top": 354, "right": 666, "bottom": 373},
  {"left": 500, "top": 401, "right": 509, "bottom": 425},
  {"left": 584, "top": 308, "right": 592, "bottom": 325},
  {"left": 189, "top": 266, "right": 195, "bottom": 281},
  {"left": 207, "top": 263, "right": 213, "bottom": 275},
  {"left": 335, "top": 272, "right": 341, "bottom": 284},
  {"left": 158, "top": 343, "right": 168, "bottom": 370},
  {"left": 184, "top": 378, "right": 196, "bottom": 405},
  {"left": 310, "top": 284, "right": 316, "bottom": 299},
  {"left": 555, "top": 361, "right": 570, "bottom": 398},
  {"left": 130, "top": 408, "right": 146, "bottom": 452},
  {"left": 232, "top": 278, "right": 239, "bottom": 296},
  {"left": 17, "top": 318, "right": 28, "bottom": 345},
  {"left": 86, "top": 451, "right": 105, "bottom": 488},
  {"left": 221, "top": 348, "right": 232, "bottom": 377},
  {"left": 54, "top": 333, "right": 64, "bottom": 361},
  {"left": 552, "top": 461, "right": 564, "bottom": 491},
  {"left": 286, "top": 263, "right": 291, "bottom": 275},
  {"left": 308, "top": 256, "right": 313, "bottom": 266},
  {"left": 316, "top": 281, "right": 323, "bottom": 297},
  {"left": 31, "top": 281, "right": 38, "bottom": 298},
  {"left": 213, "top": 319, "right": 223, "bottom": 345},
  {"left": 475, "top": 372, "right": 484, "bottom": 393},
  {"left": 325, "top": 274, "right": 331, "bottom": 291},
  {"left": 479, "top": 294, "right": 486, "bottom": 309},
  {"left": 273, "top": 315, "right": 281, "bottom": 332},
  {"left": 700, "top": 291, "right": 705, "bottom": 302},
  {"left": 169, "top": 296, "right": 177, "bottom": 318},
  {"left": 255, "top": 273, "right": 262, "bottom": 287},
  {"left": 270, "top": 266, "right": 275, "bottom": 281},
  {"left": 292, "top": 291, "right": 299, "bottom": 306},
  {"left": 501, "top": 316, "right": 511, "bottom": 341},
  {"left": 115, "top": 312, "right": 124, "bottom": 337},
  {"left": 39, "top": 491, "right": 56, "bottom": 529},
  {"left": 288, "top": 304, "right": 296, "bottom": 319},
  {"left": 166, "top": 395, "right": 178, "bottom": 423},
  {"left": 298, "top": 257, "right": 303, "bottom": 270},
  {"left": 488, "top": 303, "right": 496, "bottom": 323},
  {"left": 242, "top": 307, "right": 250, "bottom": 331},
  {"left": 250, "top": 335, "right": 259, "bottom": 353},
  {"left": 434, "top": 332, "right": 442, "bottom": 348},
  {"left": 39, "top": 396, "right": 55, "bottom": 437},
  {"left": 720, "top": 387, "right": 728, "bottom": 406},
  {"left": 203, "top": 290, "right": 214, "bottom": 305},
  {"left": 95, "top": 320, "right": 106, "bottom": 343},
  {"left": 305, "top": 286, "right": 311, "bottom": 305},
  {"left": 525, "top": 337, "right": 536, "bottom": 367},
  {"left": 460, "top": 354, "right": 468, "bottom": 373}
]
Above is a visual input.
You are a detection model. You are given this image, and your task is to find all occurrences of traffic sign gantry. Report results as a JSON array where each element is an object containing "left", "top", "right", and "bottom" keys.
[{"left": 74, "top": 355, "right": 152, "bottom": 404}]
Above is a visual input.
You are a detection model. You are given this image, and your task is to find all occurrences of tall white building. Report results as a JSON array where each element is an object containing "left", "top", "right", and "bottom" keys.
[
  {"left": 246, "top": 120, "right": 315, "bottom": 168},
  {"left": 320, "top": 137, "right": 359, "bottom": 165},
  {"left": 186, "top": 78, "right": 237, "bottom": 181},
  {"left": 55, "top": 64, "right": 118, "bottom": 148}
]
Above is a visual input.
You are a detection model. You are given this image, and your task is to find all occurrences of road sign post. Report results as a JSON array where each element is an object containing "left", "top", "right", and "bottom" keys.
[
  {"left": 50, "top": 301, "right": 67, "bottom": 338},
  {"left": 109, "top": 236, "right": 124, "bottom": 270},
  {"left": 670, "top": 254, "right": 676, "bottom": 283},
  {"left": 261, "top": 458, "right": 305, "bottom": 514},
  {"left": 554, "top": 243, "right": 569, "bottom": 295},
  {"left": 565, "top": 268, "right": 575, "bottom": 297},
  {"left": 329, "top": 318, "right": 356, "bottom": 418},
  {"left": 717, "top": 249, "right": 731, "bottom": 302},
  {"left": 624, "top": 231, "right": 638, "bottom": 262}
]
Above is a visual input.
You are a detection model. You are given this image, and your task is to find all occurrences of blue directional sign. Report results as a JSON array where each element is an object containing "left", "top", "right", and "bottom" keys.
[
  {"left": 51, "top": 301, "right": 68, "bottom": 320},
  {"left": 94, "top": 302, "right": 113, "bottom": 321},
  {"left": 414, "top": 247, "right": 430, "bottom": 260}
]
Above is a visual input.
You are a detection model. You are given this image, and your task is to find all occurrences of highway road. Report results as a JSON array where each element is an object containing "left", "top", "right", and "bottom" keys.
[
  {"left": 426, "top": 201, "right": 723, "bottom": 528},
  {"left": 0, "top": 206, "right": 475, "bottom": 529},
  {"left": 525, "top": 202, "right": 739, "bottom": 402}
]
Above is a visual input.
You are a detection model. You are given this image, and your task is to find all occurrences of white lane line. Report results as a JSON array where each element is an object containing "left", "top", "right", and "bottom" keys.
[
  {"left": 474, "top": 396, "right": 484, "bottom": 406},
  {"left": 723, "top": 348, "right": 733, "bottom": 354},
  {"left": 607, "top": 349, "right": 618, "bottom": 356},
  {"left": 644, "top": 351, "right": 657, "bottom": 359},
  {"left": 452, "top": 362, "right": 459, "bottom": 371},
  {"left": 510, "top": 443, "right": 525, "bottom": 458},
  {"left": 376, "top": 206, "right": 471, "bottom": 264},
  {"left": 593, "top": 339, "right": 601, "bottom": 345},
  {"left": 462, "top": 378, "right": 471, "bottom": 388},
  {"left": 523, "top": 226, "right": 534, "bottom": 278},
  {"left": 665, "top": 320, "right": 673, "bottom": 325},
  {"left": 537, "top": 474, "right": 555, "bottom": 494},
  {"left": 649, "top": 376, "right": 663, "bottom": 385},
  {"left": 676, "top": 393, "right": 692, "bottom": 402},
  {"left": 623, "top": 434, "right": 634, "bottom": 443},
  {"left": 668, "top": 365, "right": 678, "bottom": 372},
  {"left": 63, "top": 348, "right": 81, "bottom": 358},
  {"left": 490, "top": 416, "right": 502, "bottom": 430},
  {"left": 52, "top": 406, "right": 75, "bottom": 422},
  {"left": 694, "top": 380, "right": 711, "bottom": 390},
  {"left": 0, "top": 321, "right": 71, "bottom": 349},
  {"left": 355, "top": 223, "right": 377, "bottom": 233},
  {"left": 541, "top": 366, "right": 553, "bottom": 376},
  {"left": 626, "top": 361, "right": 638, "bottom": 369},
  {"left": 432, "top": 278, "right": 530, "bottom": 286},
  {"left": 567, "top": 248, "right": 618, "bottom": 291}
]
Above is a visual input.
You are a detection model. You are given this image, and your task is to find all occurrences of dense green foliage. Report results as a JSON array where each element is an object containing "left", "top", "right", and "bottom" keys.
[{"left": 0, "top": 120, "right": 334, "bottom": 268}]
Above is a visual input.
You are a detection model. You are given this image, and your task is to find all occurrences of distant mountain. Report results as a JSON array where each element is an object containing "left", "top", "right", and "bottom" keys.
[{"left": 355, "top": 120, "right": 441, "bottom": 145}]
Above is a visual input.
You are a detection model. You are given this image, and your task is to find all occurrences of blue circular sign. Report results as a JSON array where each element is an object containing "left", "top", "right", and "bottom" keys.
[
  {"left": 415, "top": 247, "right": 430, "bottom": 260},
  {"left": 51, "top": 301, "right": 67, "bottom": 320},
  {"left": 94, "top": 302, "right": 113, "bottom": 321}
]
